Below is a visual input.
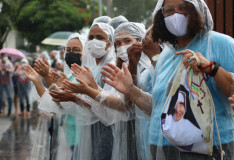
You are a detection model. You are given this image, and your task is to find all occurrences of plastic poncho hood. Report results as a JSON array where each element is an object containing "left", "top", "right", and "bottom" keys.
[{"left": 152, "top": 0, "right": 213, "bottom": 36}]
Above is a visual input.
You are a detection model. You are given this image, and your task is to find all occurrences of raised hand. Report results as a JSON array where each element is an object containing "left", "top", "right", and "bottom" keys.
[
  {"left": 49, "top": 71, "right": 68, "bottom": 87},
  {"left": 127, "top": 43, "right": 142, "bottom": 67},
  {"left": 62, "top": 79, "right": 90, "bottom": 94},
  {"left": 71, "top": 64, "right": 98, "bottom": 89},
  {"left": 34, "top": 59, "right": 50, "bottom": 77},
  {"left": 101, "top": 62, "right": 134, "bottom": 95},
  {"left": 49, "top": 90, "right": 78, "bottom": 102},
  {"left": 23, "top": 65, "right": 41, "bottom": 83}
]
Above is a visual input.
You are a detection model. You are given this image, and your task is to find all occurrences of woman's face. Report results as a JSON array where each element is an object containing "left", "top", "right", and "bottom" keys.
[
  {"left": 88, "top": 25, "right": 110, "bottom": 51},
  {"left": 66, "top": 39, "right": 83, "bottom": 55},
  {"left": 175, "top": 101, "right": 185, "bottom": 121},
  {"left": 115, "top": 31, "right": 138, "bottom": 48},
  {"left": 163, "top": 0, "right": 189, "bottom": 17}
]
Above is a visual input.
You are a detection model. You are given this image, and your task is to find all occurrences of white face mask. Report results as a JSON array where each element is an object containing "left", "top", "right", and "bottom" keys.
[
  {"left": 87, "top": 39, "right": 108, "bottom": 58},
  {"left": 2, "top": 56, "right": 8, "bottom": 62},
  {"left": 164, "top": 13, "right": 188, "bottom": 37},
  {"left": 116, "top": 44, "right": 132, "bottom": 62}
]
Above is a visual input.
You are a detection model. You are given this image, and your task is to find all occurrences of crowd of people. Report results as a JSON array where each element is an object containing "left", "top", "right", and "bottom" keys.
[
  {"left": 0, "top": 49, "right": 64, "bottom": 118},
  {"left": 1, "top": 0, "right": 233, "bottom": 159}
]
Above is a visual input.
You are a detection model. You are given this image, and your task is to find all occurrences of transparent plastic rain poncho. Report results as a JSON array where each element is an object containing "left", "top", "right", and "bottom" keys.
[
  {"left": 108, "top": 15, "right": 129, "bottom": 29},
  {"left": 81, "top": 22, "right": 116, "bottom": 86},
  {"left": 88, "top": 22, "right": 153, "bottom": 160},
  {"left": 147, "top": 0, "right": 234, "bottom": 160},
  {"left": 92, "top": 16, "right": 112, "bottom": 25},
  {"left": 37, "top": 33, "right": 97, "bottom": 160},
  {"left": 74, "top": 23, "right": 116, "bottom": 160},
  {"left": 115, "top": 22, "right": 153, "bottom": 160},
  {"left": 89, "top": 22, "right": 152, "bottom": 125}
]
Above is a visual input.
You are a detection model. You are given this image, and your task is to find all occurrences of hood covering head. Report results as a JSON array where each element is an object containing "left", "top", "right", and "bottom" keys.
[
  {"left": 114, "top": 22, "right": 151, "bottom": 70},
  {"left": 64, "top": 33, "right": 86, "bottom": 75},
  {"left": 92, "top": 16, "right": 112, "bottom": 25},
  {"left": 152, "top": 0, "right": 213, "bottom": 36},
  {"left": 108, "top": 15, "right": 128, "bottom": 29},
  {"left": 81, "top": 22, "right": 115, "bottom": 69},
  {"left": 21, "top": 58, "right": 29, "bottom": 64},
  {"left": 114, "top": 22, "right": 146, "bottom": 40},
  {"left": 81, "top": 22, "right": 115, "bottom": 87}
]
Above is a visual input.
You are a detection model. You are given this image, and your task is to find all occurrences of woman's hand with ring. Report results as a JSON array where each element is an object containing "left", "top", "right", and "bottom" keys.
[{"left": 175, "top": 49, "right": 212, "bottom": 75}]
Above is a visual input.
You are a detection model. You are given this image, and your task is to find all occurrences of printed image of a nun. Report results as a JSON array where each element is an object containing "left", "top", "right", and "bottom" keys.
[{"left": 161, "top": 85, "right": 208, "bottom": 154}]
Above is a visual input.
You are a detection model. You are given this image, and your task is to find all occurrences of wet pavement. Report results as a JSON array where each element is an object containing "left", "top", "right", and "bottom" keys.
[{"left": 0, "top": 103, "right": 50, "bottom": 160}]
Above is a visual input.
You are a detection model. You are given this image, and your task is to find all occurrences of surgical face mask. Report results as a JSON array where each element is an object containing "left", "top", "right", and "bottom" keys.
[
  {"left": 164, "top": 13, "right": 188, "bottom": 37},
  {"left": 87, "top": 39, "right": 108, "bottom": 58},
  {"left": 2, "top": 56, "right": 8, "bottom": 62},
  {"left": 116, "top": 44, "right": 132, "bottom": 62},
  {"left": 65, "top": 52, "right": 82, "bottom": 68}
]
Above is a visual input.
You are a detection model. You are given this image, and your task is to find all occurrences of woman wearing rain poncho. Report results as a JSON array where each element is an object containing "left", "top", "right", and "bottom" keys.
[
  {"left": 62, "top": 22, "right": 161, "bottom": 160},
  {"left": 23, "top": 33, "right": 87, "bottom": 159},
  {"left": 91, "top": 0, "right": 234, "bottom": 159},
  {"left": 52, "top": 23, "right": 116, "bottom": 159},
  {"left": 78, "top": 22, "right": 116, "bottom": 160}
]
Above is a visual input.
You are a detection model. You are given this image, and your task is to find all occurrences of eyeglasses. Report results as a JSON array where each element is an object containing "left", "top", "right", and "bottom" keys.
[
  {"left": 64, "top": 47, "right": 81, "bottom": 53},
  {"left": 162, "top": 3, "right": 190, "bottom": 17}
]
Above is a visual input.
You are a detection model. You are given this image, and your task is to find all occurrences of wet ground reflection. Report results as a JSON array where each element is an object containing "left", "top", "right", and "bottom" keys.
[{"left": 0, "top": 104, "right": 49, "bottom": 160}]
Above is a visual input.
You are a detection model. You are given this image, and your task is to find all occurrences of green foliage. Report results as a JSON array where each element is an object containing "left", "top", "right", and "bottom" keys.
[
  {"left": 16, "top": 0, "right": 93, "bottom": 46},
  {"left": 111, "top": 0, "right": 158, "bottom": 27}
]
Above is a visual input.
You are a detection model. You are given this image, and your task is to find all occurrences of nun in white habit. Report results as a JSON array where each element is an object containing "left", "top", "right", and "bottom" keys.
[{"left": 162, "top": 90, "right": 208, "bottom": 154}]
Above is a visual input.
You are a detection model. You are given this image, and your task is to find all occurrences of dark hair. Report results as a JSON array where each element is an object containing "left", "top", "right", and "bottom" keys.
[
  {"left": 116, "top": 57, "right": 124, "bottom": 69},
  {"left": 152, "top": 4, "right": 203, "bottom": 48},
  {"left": 1, "top": 53, "right": 7, "bottom": 58}
]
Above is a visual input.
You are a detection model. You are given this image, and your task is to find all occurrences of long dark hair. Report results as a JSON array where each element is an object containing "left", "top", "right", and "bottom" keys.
[{"left": 152, "top": 3, "right": 203, "bottom": 48}]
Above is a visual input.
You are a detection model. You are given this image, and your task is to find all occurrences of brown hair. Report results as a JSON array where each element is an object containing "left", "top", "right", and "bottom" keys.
[
  {"left": 152, "top": 4, "right": 203, "bottom": 48},
  {"left": 116, "top": 57, "right": 124, "bottom": 69}
]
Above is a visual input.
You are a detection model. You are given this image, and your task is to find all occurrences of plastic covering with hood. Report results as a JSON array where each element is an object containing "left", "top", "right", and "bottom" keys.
[
  {"left": 73, "top": 23, "right": 116, "bottom": 160},
  {"left": 115, "top": 22, "right": 153, "bottom": 160},
  {"left": 148, "top": 0, "right": 234, "bottom": 160},
  {"left": 92, "top": 22, "right": 152, "bottom": 124},
  {"left": 89, "top": 22, "right": 153, "bottom": 160},
  {"left": 37, "top": 33, "right": 95, "bottom": 160},
  {"left": 92, "top": 16, "right": 112, "bottom": 25},
  {"left": 108, "top": 15, "right": 129, "bottom": 29}
]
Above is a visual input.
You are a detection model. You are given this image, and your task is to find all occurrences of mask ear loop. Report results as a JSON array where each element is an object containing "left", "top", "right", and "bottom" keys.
[{"left": 105, "top": 41, "right": 112, "bottom": 51}]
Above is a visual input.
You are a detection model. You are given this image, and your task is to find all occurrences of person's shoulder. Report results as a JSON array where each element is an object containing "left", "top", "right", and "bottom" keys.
[{"left": 209, "top": 31, "right": 234, "bottom": 44}]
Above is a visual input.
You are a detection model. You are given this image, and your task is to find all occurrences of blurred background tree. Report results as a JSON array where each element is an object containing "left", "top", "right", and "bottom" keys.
[
  {"left": 104, "top": 0, "right": 158, "bottom": 27},
  {"left": 0, "top": 0, "right": 29, "bottom": 48},
  {"left": 16, "top": 0, "right": 93, "bottom": 47},
  {"left": 0, "top": 0, "right": 94, "bottom": 50},
  {"left": 0, "top": 0, "right": 158, "bottom": 51}
]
